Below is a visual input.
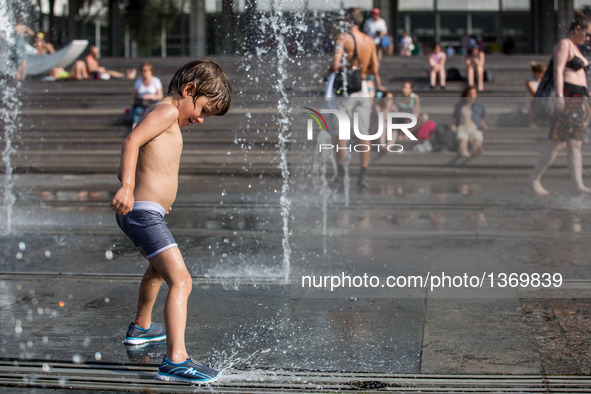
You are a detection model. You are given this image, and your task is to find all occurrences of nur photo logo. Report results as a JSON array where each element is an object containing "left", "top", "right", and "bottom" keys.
[{"left": 302, "top": 107, "right": 418, "bottom": 152}]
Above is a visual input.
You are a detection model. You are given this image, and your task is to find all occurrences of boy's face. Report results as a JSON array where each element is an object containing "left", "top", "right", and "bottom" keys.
[{"left": 178, "top": 88, "right": 221, "bottom": 127}]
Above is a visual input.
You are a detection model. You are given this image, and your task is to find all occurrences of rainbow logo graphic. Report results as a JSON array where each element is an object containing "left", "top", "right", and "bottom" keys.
[{"left": 302, "top": 107, "right": 329, "bottom": 137}]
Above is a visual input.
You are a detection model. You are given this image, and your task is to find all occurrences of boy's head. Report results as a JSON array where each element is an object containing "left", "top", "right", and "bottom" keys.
[{"left": 168, "top": 59, "right": 231, "bottom": 116}]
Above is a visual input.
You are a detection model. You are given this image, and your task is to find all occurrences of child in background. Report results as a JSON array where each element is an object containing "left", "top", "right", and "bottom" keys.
[{"left": 526, "top": 61, "right": 547, "bottom": 128}]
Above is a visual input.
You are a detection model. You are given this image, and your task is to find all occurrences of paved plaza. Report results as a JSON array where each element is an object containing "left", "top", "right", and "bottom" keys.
[{"left": 1, "top": 55, "right": 591, "bottom": 392}]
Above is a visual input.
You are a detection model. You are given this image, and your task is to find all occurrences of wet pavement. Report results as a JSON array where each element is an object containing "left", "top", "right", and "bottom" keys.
[
  {"left": 2, "top": 55, "right": 591, "bottom": 392},
  {"left": 2, "top": 171, "right": 591, "bottom": 392}
]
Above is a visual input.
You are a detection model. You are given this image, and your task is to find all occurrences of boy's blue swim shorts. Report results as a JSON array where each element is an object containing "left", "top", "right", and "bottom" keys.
[{"left": 116, "top": 201, "right": 178, "bottom": 259}]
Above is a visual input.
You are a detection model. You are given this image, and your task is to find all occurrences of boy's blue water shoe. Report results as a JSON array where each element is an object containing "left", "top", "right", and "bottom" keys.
[
  {"left": 123, "top": 322, "right": 166, "bottom": 345},
  {"left": 156, "top": 358, "right": 220, "bottom": 383}
]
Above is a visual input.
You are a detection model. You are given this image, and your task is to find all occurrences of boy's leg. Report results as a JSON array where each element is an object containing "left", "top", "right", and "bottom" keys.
[
  {"left": 148, "top": 247, "right": 192, "bottom": 363},
  {"left": 134, "top": 264, "right": 164, "bottom": 329}
]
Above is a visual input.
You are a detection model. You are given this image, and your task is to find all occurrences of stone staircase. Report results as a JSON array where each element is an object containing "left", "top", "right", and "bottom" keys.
[{"left": 4, "top": 53, "right": 589, "bottom": 176}]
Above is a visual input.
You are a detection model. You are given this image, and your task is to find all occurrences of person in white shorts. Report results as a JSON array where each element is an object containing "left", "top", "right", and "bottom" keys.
[
  {"left": 328, "top": 8, "right": 379, "bottom": 191},
  {"left": 452, "top": 86, "right": 487, "bottom": 158}
]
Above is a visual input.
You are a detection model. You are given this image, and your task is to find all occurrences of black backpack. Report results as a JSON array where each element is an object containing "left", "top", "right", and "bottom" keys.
[
  {"left": 446, "top": 67, "right": 463, "bottom": 82},
  {"left": 430, "top": 124, "right": 458, "bottom": 152},
  {"left": 532, "top": 58, "right": 555, "bottom": 126}
]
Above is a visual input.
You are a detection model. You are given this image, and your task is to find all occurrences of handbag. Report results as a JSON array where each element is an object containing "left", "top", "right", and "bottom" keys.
[
  {"left": 532, "top": 58, "right": 555, "bottom": 124},
  {"left": 333, "top": 32, "right": 363, "bottom": 96}
]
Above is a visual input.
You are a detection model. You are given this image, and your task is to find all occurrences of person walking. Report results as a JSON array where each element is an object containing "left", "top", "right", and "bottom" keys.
[
  {"left": 528, "top": 12, "right": 591, "bottom": 196},
  {"left": 329, "top": 8, "right": 379, "bottom": 191},
  {"left": 363, "top": 8, "right": 389, "bottom": 61}
]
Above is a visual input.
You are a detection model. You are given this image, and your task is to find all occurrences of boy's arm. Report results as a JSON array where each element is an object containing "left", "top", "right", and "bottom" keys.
[{"left": 111, "top": 103, "right": 178, "bottom": 215}]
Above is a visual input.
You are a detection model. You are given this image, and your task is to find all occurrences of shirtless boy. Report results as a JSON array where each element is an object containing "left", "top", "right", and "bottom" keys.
[{"left": 111, "top": 59, "right": 231, "bottom": 383}]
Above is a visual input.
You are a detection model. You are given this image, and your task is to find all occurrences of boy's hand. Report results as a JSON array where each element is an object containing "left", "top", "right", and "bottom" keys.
[{"left": 111, "top": 185, "right": 134, "bottom": 215}]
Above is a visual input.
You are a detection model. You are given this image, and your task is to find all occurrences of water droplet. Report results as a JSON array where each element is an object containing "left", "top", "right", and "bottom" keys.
[
  {"left": 94, "top": 352, "right": 102, "bottom": 361},
  {"left": 18, "top": 242, "right": 25, "bottom": 251},
  {"left": 104, "top": 298, "right": 110, "bottom": 303},
  {"left": 15, "top": 320, "right": 22, "bottom": 335},
  {"left": 42, "top": 363, "right": 51, "bottom": 372},
  {"left": 105, "top": 250, "right": 113, "bottom": 260},
  {"left": 44, "top": 250, "right": 51, "bottom": 258},
  {"left": 72, "top": 354, "right": 82, "bottom": 364},
  {"left": 16, "top": 252, "right": 23, "bottom": 260}
]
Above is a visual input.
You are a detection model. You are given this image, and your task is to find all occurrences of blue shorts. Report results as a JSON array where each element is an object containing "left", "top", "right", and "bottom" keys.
[{"left": 116, "top": 201, "right": 178, "bottom": 259}]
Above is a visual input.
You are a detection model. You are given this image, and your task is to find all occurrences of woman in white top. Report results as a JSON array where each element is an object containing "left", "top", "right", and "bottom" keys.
[
  {"left": 131, "top": 62, "right": 163, "bottom": 129},
  {"left": 427, "top": 42, "right": 446, "bottom": 89}
]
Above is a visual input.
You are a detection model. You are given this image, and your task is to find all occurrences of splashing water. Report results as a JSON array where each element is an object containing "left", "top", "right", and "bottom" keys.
[
  {"left": 238, "top": 2, "right": 311, "bottom": 283},
  {"left": 1, "top": 82, "right": 21, "bottom": 235},
  {"left": 0, "top": 1, "right": 27, "bottom": 235},
  {"left": 271, "top": 9, "right": 295, "bottom": 284}
]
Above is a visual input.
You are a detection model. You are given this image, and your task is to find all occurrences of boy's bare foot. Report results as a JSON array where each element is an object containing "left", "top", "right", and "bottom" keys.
[{"left": 527, "top": 179, "right": 550, "bottom": 196}]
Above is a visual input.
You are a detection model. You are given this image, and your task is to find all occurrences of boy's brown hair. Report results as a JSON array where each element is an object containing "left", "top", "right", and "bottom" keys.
[{"left": 167, "top": 59, "right": 232, "bottom": 116}]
